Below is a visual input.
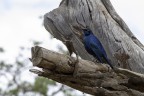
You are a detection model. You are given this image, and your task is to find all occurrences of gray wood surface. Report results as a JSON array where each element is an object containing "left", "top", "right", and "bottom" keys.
[
  {"left": 44, "top": 0, "right": 144, "bottom": 73},
  {"left": 30, "top": 46, "right": 144, "bottom": 96}
]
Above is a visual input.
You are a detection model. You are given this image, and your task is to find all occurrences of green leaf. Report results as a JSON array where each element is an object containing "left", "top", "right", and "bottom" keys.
[
  {"left": 9, "top": 88, "right": 19, "bottom": 96},
  {"left": 16, "top": 60, "right": 24, "bottom": 67},
  {"left": 33, "top": 41, "right": 42, "bottom": 46},
  {"left": 33, "top": 77, "right": 56, "bottom": 95},
  {"left": 0, "top": 47, "right": 4, "bottom": 53}
]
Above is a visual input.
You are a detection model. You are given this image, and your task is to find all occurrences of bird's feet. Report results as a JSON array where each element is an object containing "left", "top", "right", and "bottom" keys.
[{"left": 68, "top": 56, "right": 79, "bottom": 67}]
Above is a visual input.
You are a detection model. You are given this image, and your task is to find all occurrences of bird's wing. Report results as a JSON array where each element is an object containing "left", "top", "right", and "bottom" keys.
[
  {"left": 84, "top": 45, "right": 94, "bottom": 55},
  {"left": 90, "top": 42, "right": 103, "bottom": 55},
  {"left": 89, "top": 42, "right": 103, "bottom": 62},
  {"left": 91, "top": 35, "right": 108, "bottom": 56}
]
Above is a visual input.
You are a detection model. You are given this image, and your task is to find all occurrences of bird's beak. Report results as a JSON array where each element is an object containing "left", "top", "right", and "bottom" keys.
[{"left": 82, "top": 29, "right": 87, "bottom": 31}]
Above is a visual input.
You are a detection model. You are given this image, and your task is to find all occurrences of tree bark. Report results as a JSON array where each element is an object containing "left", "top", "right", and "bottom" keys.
[
  {"left": 30, "top": 0, "right": 144, "bottom": 95},
  {"left": 30, "top": 46, "right": 144, "bottom": 96},
  {"left": 44, "top": 0, "right": 144, "bottom": 73}
]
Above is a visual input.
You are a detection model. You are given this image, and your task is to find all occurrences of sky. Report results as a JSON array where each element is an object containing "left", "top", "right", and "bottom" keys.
[
  {"left": 0, "top": 0, "right": 63, "bottom": 62},
  {"left": 0, "top": 0, "right": 144, "bottom": 62},
  {"left": 111, "top": 0, "right": 144, "bottom": 43}
]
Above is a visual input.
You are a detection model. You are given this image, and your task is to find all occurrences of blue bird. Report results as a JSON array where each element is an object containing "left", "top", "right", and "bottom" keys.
[{"left": 82, "top": 28, "right": 113, "bottom": 69}]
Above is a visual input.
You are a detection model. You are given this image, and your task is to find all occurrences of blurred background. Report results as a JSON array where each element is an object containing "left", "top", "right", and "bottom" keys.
[{"left": 0, "top": 0, "right": 144, "bottom": 96}]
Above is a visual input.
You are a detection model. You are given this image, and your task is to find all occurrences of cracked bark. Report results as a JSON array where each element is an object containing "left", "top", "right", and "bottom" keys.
[
  {"left": 43, "top": 0, "right": 144, "bottom": 73},
  {"left": 30, "top": 46, "right": 144, "bottom": 96},
  {"left": 30, "top": 0, "right": 144, "bottom": 95}
]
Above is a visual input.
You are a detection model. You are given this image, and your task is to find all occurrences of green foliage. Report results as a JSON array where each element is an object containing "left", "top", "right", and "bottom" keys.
[
  {"left": 9, "top": 88, "right": 19, "bottom": 96},
  {"left": 0, "top": 61, "right": 13, "bottom": 71},
  {"left": 0, "top": 41, "right": 89, "bottom": 96},
  {"left": 15, "top": 59, "right": 24, "bottom": 68},
  {"left": 32, "top": 41, "right": 42, "bottom": 46},
  {"left": 63, "top": 90, "right": 74, "bottom": 96},
  {"left": 33, "top": 77, "right": 56, "bottom": 95},
  {"left": 0, "top": 61, "right": 5, "bottom": 69},
  {"left": 0, "top": 47, "right": 4, "bottom": 52}
]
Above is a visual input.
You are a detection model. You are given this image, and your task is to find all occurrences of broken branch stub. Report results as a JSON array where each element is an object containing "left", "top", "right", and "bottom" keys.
[{"left": 31, "top": 46, "right": 110, "bottom": 74}]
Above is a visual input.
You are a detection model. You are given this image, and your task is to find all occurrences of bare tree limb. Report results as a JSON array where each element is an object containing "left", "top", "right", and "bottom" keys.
[{"left": 30, "top": 46, "right": 144, "bottom": 96}]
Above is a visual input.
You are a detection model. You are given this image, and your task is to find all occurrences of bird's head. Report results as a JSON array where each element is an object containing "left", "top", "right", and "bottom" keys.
[{"left": 82, "top": 28, "right": 92, "bottom": 36}]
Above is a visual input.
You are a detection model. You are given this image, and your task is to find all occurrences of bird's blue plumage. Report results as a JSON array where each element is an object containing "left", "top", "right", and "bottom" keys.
[{"left": 82, "top": 29, "right": 113, "bottom": 69}]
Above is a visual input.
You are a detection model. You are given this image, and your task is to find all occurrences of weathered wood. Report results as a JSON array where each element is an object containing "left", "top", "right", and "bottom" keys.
[
  {"left": 44, "top": 0, "right": 144, "bottom": 73},
  {"left": 31, "top": 46, "right": 110, "bottom": 74},
  {"left": 30, "top": 0, "right": 144, "bottom": 95},
  {"left": 30, "top": 46, "right": 144, "bottom": 96},
  {"left": 101, "top": 0, "right": 144, "bottom": 51}
]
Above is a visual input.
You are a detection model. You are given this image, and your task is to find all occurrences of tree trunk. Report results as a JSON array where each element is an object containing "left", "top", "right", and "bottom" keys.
[
  {"left": 30, "top": 46, "right": 144, "bottom": 96},
  {"left": 43, "top": 0, "right": 144, "bottom": 73},
  {"left": 30, "top": 0, "right": 144, "bottom": 95}
]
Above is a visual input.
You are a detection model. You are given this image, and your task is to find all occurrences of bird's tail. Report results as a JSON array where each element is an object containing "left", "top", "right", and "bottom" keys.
[
  {"left": 107, "top": 60, "right": 114, "bottom": 69},
  {"left": 103, "top": 56, "right": 114, "bottom": 69}
]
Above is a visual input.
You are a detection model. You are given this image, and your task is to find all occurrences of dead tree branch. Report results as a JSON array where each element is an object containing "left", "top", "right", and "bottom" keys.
[
  {"left": 30, "top": 0, "right": 144, "bottom": 95},
  {"left": 30, "top": 46, "right": 144, "bottom": 96}
]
